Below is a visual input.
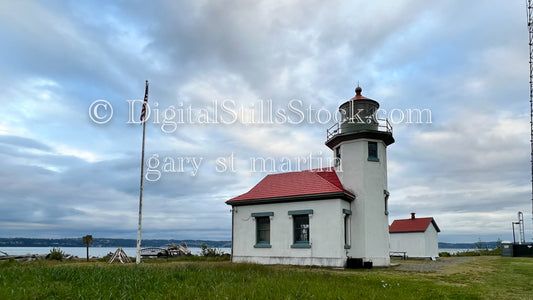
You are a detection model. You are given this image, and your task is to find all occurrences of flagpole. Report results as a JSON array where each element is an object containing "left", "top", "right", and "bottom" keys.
[{"left": 136, "top": 80, "right": 149, "bottom": 264}]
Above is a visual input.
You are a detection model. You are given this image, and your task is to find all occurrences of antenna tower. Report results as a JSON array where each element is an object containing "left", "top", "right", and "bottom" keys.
[{"left": 526, "top": 0, "right": 533, "bottom": 242}]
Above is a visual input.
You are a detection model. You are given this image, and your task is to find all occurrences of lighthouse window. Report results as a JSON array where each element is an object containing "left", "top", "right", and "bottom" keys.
[
  {"left": 384, "top": 190, "right": 390, "bottom": 215},
  {"left": 368, "top": 142, "right": 379, "bottom": 162},
  {"left": 293, "top": 215, "right": 309, "bottom": 244},
  {"left": 343, "top": 209, "right": 352, "bottom": 249},
  {"left": 256, "top": 217, "right": 270, "bottom": 245},
  {"left": 289, "top": 209, "right": 313, "bottom": 248},
  {"left": 252, "top": 212, "right": 273, "bottom": 248},
  {"left": 335, "top": 147, "right": 341, "bottom": 167}
]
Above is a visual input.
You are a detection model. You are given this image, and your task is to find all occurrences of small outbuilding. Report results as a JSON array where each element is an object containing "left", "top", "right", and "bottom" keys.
[{"left": 389, "top": 213, "right": 440, "bottom": 259}]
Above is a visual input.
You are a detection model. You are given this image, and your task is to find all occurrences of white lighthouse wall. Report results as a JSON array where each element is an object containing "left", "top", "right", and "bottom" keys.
[
  {"left": 336, "top": 139, "right": 390, "bottom": 266},
  {"left": 231, "top": 199, "right": 351, "bottom": 267}
]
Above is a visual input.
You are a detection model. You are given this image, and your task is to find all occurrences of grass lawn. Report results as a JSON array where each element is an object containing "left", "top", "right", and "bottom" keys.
[{"left": 0, "top": 256, "right": 532, "bottom": 299}]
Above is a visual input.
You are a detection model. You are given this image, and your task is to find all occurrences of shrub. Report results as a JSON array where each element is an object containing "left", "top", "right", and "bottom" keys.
[
  {"left": 454, "top": 248, "right": 502, "bottom": 257},
  {"left": 455, "top": 251, "right": 481, "bottom": 257},
  {"left": 47, "top": 248, "right": 65, "bottom": 261},
  {"left": 439, "top": 252, "right": 451, "bottom": 257},
  {"left": 200, "top": 243, "right": 227, "bottom": 257}
]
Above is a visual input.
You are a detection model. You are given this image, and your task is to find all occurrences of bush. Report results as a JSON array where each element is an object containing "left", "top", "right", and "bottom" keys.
[
  {"left": 455, "top": 251, "right": 481, "bottom": 257},
  {"left": 439, "top": 252, "right": 451, "bottom": 257},
  {"left": 200, "top": 243, "right": 227, "bottom": 257},
  {"left": 47, "top": 248, "right": 65, "bottom": 261},
  {"left": 454, "top": 248, "right": 501, "bottom": 257}
]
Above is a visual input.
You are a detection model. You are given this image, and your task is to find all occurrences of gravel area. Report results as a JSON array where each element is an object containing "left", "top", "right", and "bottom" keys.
[{"left": 394, "top": 257, "right": 471, "bottom": 272}]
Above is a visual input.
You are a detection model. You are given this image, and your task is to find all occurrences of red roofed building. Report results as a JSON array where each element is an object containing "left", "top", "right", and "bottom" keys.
[
  {"left": 226, "top": 86, "right": 395, "bottom": 267},
  {"left": 390, "top": 213, "right": 440, "bottom": 259}
]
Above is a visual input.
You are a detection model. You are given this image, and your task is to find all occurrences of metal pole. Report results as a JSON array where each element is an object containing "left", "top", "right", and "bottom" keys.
[
  {"left": 526, "top": 0, "right": 533, "bottom": 243},
  {"left": 513, "top": 222, "right": 517, "bottom": 244},
  {"left": 136, "top": 80, "right": 149, "bottom": 264},
  {"left": 519, "top": 212, "right": 525, "bottom": 244}
]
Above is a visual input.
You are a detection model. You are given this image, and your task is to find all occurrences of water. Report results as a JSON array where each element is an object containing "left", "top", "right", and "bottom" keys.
[
  {"left": 0, "top": 247, "right": 231, "bottom": 258},
  {"left": 1, "top": 247, "right": 474, "bottom": 258}
]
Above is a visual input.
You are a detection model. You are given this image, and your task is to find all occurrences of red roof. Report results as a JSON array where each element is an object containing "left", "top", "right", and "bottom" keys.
[
  {"left": 349, "top": 93, "right": 373, "bottom": 101},
  {"left": 389, "top": 217, "right": 440, "bottom": 233},
  {"left": 226, "top": 168, "right": 354, "bottom": 205},
  {"left": 348, "top": 86, "right": 375, "bottom": 102}
]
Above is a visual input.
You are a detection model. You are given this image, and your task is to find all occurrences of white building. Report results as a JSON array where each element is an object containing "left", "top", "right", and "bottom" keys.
[
  {"left": 389, "top": 213, "right": 441, "bottom": 259},
  {"left": 226, "top": 86, "right": 395, "bottom": 267}
]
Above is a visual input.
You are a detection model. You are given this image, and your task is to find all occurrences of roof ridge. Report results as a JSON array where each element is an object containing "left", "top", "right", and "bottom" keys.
[
  {"left": 312, "top": 171, "right": 338, "bottom": 189},
  {"left": 313, "top": 170, "right": 345, "bottom": 191}
]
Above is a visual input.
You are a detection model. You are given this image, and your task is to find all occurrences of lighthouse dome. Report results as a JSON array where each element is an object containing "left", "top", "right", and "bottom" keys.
[{"left": 339, "top": 86, "right": 380, "bottom": 132}]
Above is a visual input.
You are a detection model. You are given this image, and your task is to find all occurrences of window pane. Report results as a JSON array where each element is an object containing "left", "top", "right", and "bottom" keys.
[
  {"left": 293, "top": 215, "right": 309, "bottom": 243},
  {"left": 368, "top": 142, "right": 378, "bottom": 160},
  {"left": 256, "top": 217, "right": 270, "bottom": 243},
  {"left": 344, "top": 215, "right": 350, "bottom": 246},
  {"left": 335, "top": 147, "right": 341, "bottom": 167}
]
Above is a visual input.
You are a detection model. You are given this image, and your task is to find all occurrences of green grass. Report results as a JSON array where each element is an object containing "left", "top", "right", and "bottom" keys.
[{"left": 0, "top": 256, "right": 532, "bottom": 299}]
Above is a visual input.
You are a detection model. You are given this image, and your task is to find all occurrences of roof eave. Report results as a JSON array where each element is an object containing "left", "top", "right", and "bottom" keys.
[
  {"left": 389, "top": 230, "right": 426, "bottom": 234},
  {"left": 431, "top": 219, "right": 441, "bottom": 232},
  {"left": 325, "top": 130, "right": 395, "bottom": 149},
  {"left": 226, "top": 191, "right": 355, "bottom": 206}
]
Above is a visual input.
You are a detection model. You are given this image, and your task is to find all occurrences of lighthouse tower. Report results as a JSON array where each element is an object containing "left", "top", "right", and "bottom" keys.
[{"left": 325, "top": 86, "right": 394, "bottom": 267}]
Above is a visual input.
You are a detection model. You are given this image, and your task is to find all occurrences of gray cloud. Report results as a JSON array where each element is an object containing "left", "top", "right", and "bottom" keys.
[{"left": 0, "top": 0, "right": 530, "bottom": 243}]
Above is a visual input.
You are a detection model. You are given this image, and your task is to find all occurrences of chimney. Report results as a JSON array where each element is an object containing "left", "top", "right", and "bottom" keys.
[{"left": 411, "top": 212, "right": 416, "bottom": 219}]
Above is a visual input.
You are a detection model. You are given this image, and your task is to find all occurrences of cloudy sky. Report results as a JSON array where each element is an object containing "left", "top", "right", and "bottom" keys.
[{"left": 0, "top": 0, "right": 531, "bottom": 243}]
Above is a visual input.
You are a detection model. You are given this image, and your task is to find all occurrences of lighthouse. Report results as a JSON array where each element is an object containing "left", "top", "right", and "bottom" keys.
[
  {"left": 226, "top": 85, "right": 394, "bottom": 268},
  {"left": 325, "top": 86, "right": 394, "bottom": 267}
]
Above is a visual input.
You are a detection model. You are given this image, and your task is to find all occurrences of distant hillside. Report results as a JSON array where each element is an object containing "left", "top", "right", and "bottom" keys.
[
  {"left": 0, "top": 238, "right": 231, "bottom": 248},
  {"left": 0, "top": 238, "right": 501, "bottom": 250},
  {"left": 438, "top": 242, "right": 500, "bottom": 249}
]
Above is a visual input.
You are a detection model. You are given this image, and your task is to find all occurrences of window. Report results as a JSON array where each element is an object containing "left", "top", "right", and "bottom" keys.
[
  {"left": 293, "top": 215, "right": 309, "bottom": 244},
  {"left": 343, "top": 209, "right": 351, "bottom": 249},
  {"left": 368, "top": 141, "right": 379, "bottom": 161},
  {"left": 334, "top": 147, "right": 341, "bottom": 167},
  {"left": 344, "top": 216, "right": 350, "bottom": 249},
  {"left": 256, "top": 217, "right": 270, "bottom": 244},
  {"left": 289, "top": 210, "right": 313, "bottom": 248},
  {"left": 384, "top": 190, "right": 390, "bottom": 215},
  {"left": 252, "top": 212, "right": 273, "bottom": 248}
]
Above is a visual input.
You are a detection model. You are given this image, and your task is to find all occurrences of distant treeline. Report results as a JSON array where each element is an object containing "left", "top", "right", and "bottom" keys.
[
  {"left": 0, "top": 238, "right": 231, "bottom": 248},
  {"left": 438, "top": 241, "right": 500, "bottom": 249},
  {"left": 0, "top": 238, "right": 501, "bottom": 249}
]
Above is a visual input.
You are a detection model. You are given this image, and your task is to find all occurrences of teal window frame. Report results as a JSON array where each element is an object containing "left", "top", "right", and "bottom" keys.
[
  {"left": 368, "top": 141, "right": 379, "bottom": 162},
  {"left": 343, "top": 209, "right": 352, "bottom": 249},
  {"left": 288, "top": 209, "right": 313, "bottom": 215},
  {"left": 334, "top": 147, "right": 341, "bottom": 167},
  {"left": 289, "top": 210, "right": 312, "bottom": 248},
  {"left": 253, "top": 212, "right": 273, "bottom": 248}
]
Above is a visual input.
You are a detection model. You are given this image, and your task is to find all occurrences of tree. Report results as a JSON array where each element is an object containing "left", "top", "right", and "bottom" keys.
[{"left": 475, "top": 238, "right": 483, "bottom": 250}]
